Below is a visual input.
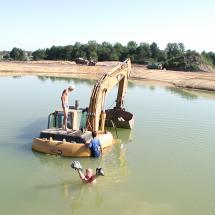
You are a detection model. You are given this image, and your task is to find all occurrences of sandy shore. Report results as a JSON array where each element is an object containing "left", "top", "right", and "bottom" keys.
[{"left": 0, "top": 61, "right": 215, "bottom": 91}]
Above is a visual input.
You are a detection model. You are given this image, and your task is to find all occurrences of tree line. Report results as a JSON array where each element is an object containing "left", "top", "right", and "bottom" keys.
[{"left": 1, "top": 41, "right": 215, "bottom": 71}]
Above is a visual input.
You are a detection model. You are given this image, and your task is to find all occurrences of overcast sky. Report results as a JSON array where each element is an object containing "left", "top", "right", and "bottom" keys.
[{"left": 0, "top": 0, "right": 214, "bottom": 52}]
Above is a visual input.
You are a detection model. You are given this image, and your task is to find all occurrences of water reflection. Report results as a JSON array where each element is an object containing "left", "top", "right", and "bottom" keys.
[
  {"left": 19, "top": 118, "right": 47, "bottom": 140},
  {"left": 67, "top": 183, "right": 104, "bottom": 214},
  {"left": 109, "top": 128, "right": 133, "bottom": 144},
  {"left": 37, "top": 76, "right": 95, "bottom": 86},
  {"left": 34, "top": 178, "right": 104, "bottom": 214},
  {"left": 149, "top": 85, "right": 155, "bottom": 91},
  {"left": 36, "top": 75, "right": 139, "bottom": 90},
  {"left": 12, "top": 75, "right": 22, "bottom": 79},
  {"left": 166, "top": 87, "right": 198, "bottom": 100},
  {"left": 127, "top": 81, "right": 136, "bottom": 89},
  {"left": 130, "top": 80, "right": 215, "bottom": 100}
]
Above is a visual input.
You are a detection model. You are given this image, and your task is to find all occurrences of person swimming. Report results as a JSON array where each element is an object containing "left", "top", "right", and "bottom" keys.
[{"left": 71, "top": 161, "right": 104, "bottom": 184}]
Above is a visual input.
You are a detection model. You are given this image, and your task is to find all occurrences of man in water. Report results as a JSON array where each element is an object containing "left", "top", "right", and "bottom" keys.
[
  {"left": 88, "top": 131, "right": 102, "bottom": 157},
  {"left": 78, "top": 168, "right": 98, "bottom": 184},
  {"left": 71, "top": 161, "right": 104, "bottom": 184},
  {"left": 61, "top": 86, "right": 75, "bottom": 130}
]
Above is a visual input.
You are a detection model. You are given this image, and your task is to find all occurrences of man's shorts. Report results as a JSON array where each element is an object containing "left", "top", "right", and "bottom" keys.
[{"left": 64, "top": 103, "right": 69, "bottom": 109}]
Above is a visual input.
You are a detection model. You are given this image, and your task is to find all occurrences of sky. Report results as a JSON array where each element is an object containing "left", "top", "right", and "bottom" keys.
[{"left": 0, "top": 0, "right": 214, "bottom": 52}]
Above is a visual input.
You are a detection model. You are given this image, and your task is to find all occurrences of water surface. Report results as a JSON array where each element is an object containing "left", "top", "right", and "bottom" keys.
[{"left": 0, "top": 76, "right": 215, "bottom": 215}]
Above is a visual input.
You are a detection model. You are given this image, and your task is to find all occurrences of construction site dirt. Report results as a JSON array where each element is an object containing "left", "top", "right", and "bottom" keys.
[{"left": 1, "top": 60, "right": 215, "bottom": 91}]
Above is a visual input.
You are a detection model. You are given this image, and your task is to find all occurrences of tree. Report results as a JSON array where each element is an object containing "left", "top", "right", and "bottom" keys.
[
  {"left": 127, "top": 41, "right": 138, "bottom": 52},
  {"left": 46, "top": 46, "right": 68, "bottom": 60},
  {"left": 178, "top": 43, "right": 185, "bottom": 53},
  {"left": 201, "top": 51, "right": 215, "bottom": 66},
  {"left": 127, "top": 41, "right": 138, "bottom": 62},
  {"left": 165, "top": 50, "right": 201, "bottom": 71},
  {"left": 46, "top": 46, "right": 58, "bottom": 60},
  {"left": 157, "top": 50, "right": 167, "bottom": 62},
  {"left": 165, "top": 43, "right": 185, "bottom": 59},
  {"left": 32, "top": 49, "right": 47, "bottom": 60},
  {"left": 134, "top": 43, "right": 151, "bottom": 64},
  {"left": 62, "top": 45, "right": 73, "bottom": 60},
  {"left": 86, "top": 41, "right": 96, "bottom": 60},
  {"left": 71, "top": 42, "right": 86, "bottom": 60},
  {"left": 3, "top": 53, "right": 10, "bottom": 60},
  {"left": 150, "top": 42, "right": 160, "bottom": 60},
  {"left": 86, "top": 41, "right": 98, "bottom": 61},
  {"left": 184, "top": 50, "right": 201, "bottom": 70},
  {"left": 16, "top": 41, "right": 214, "bottom": 71},
  {"left": 119, "top": 47, "right": 129, "bottom": 61},
  {"left": 97, "top": 42, "right": 113, "bottom": 61},
  {"left": 10, "top": 47, "right": 26, "bottom": 60}
]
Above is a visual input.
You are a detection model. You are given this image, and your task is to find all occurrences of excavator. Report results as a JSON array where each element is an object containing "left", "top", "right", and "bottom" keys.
[{"left": 32, "top": 59, "right": 134, "bottom": 157}]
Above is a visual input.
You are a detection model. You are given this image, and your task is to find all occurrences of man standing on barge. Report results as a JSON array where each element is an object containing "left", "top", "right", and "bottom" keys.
[{"left": 61, "top": 86, "right": 75, "bottom": 130}]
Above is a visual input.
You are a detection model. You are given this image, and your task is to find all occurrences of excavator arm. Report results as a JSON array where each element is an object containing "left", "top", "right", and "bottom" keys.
[{"left": 86, "top": 59, "right": 131, "bottom": 132}]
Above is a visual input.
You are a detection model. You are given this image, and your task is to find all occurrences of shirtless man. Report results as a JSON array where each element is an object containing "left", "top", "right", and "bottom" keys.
[
  {"left": 78, "top": 168, "right": 98, "bottom": 184},
  {"left": 61, "top": 86, "right": 75, "bottom": 130},
  {"left": 71, "top": 161, "right": 104, "bottom": 184}
]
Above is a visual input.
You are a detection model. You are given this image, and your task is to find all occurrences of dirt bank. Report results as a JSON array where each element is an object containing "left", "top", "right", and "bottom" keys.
[
  {"left": 0, "top": 61, "right": 215, "bottom": 91},
  {"left": 132, "top": 66, "right": 215, "bottom": 91}
]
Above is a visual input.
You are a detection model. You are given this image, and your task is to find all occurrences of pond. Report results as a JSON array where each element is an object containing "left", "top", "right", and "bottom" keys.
[{"left": 0, "top": 76, "right": 215, "bottom": 215}]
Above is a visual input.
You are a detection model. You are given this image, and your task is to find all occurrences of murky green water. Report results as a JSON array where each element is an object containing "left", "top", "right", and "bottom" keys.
[{"left": 0, "top": 76, "right": 215, "bottom": 215}]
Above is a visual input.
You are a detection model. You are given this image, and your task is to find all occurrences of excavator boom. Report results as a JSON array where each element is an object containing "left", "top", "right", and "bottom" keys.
[{"left": 86, "top": 59, "right": 132, "bottom": 132}]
